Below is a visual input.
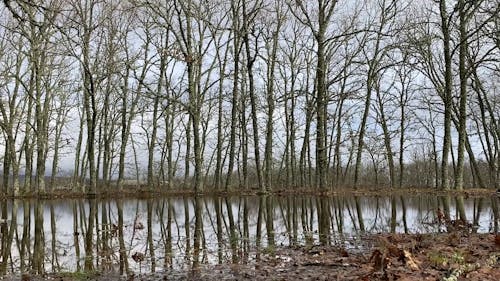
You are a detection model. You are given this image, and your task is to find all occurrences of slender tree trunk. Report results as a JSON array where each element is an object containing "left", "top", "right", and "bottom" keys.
[
  {"left": 240, "top": 78, "right": 248, "bottom": 188},
  {"left": 165, "top": 96, "right": 176, "bottom": 190},
  {"left": 182, "top": 114, "right": 191, "bottom": 187},
  {"left": 101, "top": 75, "right": 112, "bottom": 186},
  {"left": 214, "top": 37, "right": 230, "bottom": 189},
  {"left": 354, "top": 79, "right": 373, "bottom": 188},
  {"left": 439, "top": 0, "right": 453, "bottom": 190},
  {"left": 225, "top": 9, "right": 242, "bottom": 190},
  {"left": 375, "top": 83, "right": 395, "bottom": 188},
  {"left": 186, "top": 58, "right": 203, "bottom": 192},
  {"left": 454, "top": 0, "right": 468, "bottom": 190},
  {"left": 34, "top": 46, "right": 48, "bottom": 193},
  {"left": 300, "top": 92, "right": 314, "bottom": 188},
  {"left": 73, "top": 107, "right": 85, "bottom": 190},
  {"left": 82, "top": 21, "right": 97, "bottom": 194},
  {"left": 472, "top": 72, "right": 499, "bottom": 188},
  {"left": 398, "top": 77, "right": 407, "bottom": 189},
  {"left": 242, "top": 1, "right": 264, "bottom": 191},
  {"left": 24, "top": 70, "right": 35, "bottom": 192},
  {"left": 264, "top": 9, "right": 282, "bottom": 190},
  {"left": 315, "top": 22, "right": 328, "bottom": 190},
  {"left": 334, "top": 96, "right": 345, "bottom": 188},
  {"left": 2, "top": 145, "right": 10, "bottom": 193},
  {"left": 146, "top": 94, "right": 160, "bottom": 187}
]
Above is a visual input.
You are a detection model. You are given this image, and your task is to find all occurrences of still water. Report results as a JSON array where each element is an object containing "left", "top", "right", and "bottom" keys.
[{"left": 0, "top": 195, "right": 497, "bottom": 275}]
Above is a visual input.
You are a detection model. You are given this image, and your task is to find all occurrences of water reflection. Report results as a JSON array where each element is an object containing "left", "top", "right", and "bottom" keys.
[{"left": 0, "top": 195, "right": 497, "bottom": 275}]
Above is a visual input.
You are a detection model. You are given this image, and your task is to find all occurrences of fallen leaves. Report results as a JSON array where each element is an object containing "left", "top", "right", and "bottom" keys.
[
  {"left": 495, "top": 234, "right": 500, "bottom": 247},
  {"left": 370, "top": 235, "right": 422, "bottom": 274},
  {"left": 402, "top": 249, "right": 421, "bottom": 271},
  {"left": 145, "top": 233, "right": 500, "bottom": 281},
  {"left": 369, "top": 249, "right": 385, "bottom": 270},
  {"left": 362, "top": 233, "right": 500, "bottom": 280}
]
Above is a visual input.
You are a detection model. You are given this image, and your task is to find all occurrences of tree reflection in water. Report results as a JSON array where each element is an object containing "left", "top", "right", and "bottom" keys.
[{"left": 0, "top": 195, "right": 496, "bottom": 277}]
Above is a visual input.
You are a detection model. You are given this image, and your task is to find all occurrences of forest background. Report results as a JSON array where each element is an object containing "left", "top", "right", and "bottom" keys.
[{"left": 0, "top": 0, "right": 498, "bottom": 195}]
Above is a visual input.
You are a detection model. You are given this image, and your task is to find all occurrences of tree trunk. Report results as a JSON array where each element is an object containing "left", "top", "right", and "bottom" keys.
[
  {"left": 225, "top": 7, "right": 242, "bottom": 190},
  {"left": 454, "top": 0, "right": 468, "bottom": 190},
  {"left": 439, "top": 0, "right": 453, "bottom": 190},
  {"left": 264, "top": 19, "right": 280, "bottom": 190},
  {"left": 375, "top": 83, "right": 395, "bottom": 188},
  {"left": 315, "top": 24, "right": 328, "bottom": 190},
  {"left": 242, "top": 1, "right": 264, "bottom": 191}
]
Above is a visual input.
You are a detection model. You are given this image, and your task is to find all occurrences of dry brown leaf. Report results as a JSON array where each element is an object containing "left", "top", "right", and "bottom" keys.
[
  {"left": 379, "top": 236, "right": 401, "bottom": 257},
  {"left": 338, "top": 248, "right": 349, "bottom": 257},
  {"left": 402, "top": 249, "right": 420, "bottom": 271},
  {"left": 494, "top": 234, "right": 500, "bottom": 247},
  {"left": 370, "top": 249, "right": 384, "bottom": 271}
]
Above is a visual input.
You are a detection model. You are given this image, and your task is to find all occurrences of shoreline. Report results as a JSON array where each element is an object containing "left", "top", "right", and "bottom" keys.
[
  {"left": 0, "top": 186, "right": 496, "bottom": 200},
  {"left": 7, "top": 232, "right": 499, "bottom": 281}
]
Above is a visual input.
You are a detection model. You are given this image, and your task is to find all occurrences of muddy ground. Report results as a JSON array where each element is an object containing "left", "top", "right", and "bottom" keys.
[{"left": 12, "top": 231, "right": 500, "bottom": 281}]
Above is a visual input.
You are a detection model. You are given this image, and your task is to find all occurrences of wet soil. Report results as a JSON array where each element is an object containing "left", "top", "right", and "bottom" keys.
[{"left": 14, "top": 232, "right": 500, "bottom": 281}]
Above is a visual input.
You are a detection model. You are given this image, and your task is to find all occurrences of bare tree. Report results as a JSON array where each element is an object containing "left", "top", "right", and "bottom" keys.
[{"left": 288, "top": 0, "right": 339, "bottom": 189}]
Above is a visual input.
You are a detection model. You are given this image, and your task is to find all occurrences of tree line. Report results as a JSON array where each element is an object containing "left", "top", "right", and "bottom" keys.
[{"left": 0, "top": 0, "right": 498, "bottom": 194}]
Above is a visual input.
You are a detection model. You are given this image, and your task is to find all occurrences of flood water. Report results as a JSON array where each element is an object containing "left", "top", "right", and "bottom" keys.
[{"left": 0, "top": 195, "right": 498, "bottom": 276}]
